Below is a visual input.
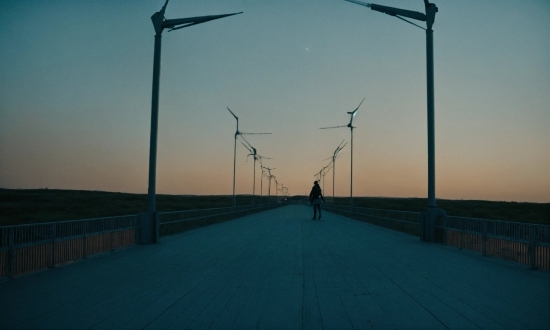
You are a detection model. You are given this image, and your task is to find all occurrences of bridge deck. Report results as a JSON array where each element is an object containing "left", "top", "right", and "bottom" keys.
[{"left": 1, "top": 205, "right": 548, "bottom": 329}]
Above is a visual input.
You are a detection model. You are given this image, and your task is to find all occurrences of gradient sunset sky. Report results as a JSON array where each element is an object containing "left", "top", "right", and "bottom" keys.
[{"left": 0, "top": 0, "right": 548, "bottom": 202}]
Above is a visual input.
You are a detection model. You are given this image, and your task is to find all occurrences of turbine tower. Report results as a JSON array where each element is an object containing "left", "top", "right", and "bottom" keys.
[
  {"left": 262, "top": 166, "right": 275, "bottom": 204},
  {"left": 320, "top": 98, "right": 365, "bottom": 207},
  {"left": 257, "top": 155, "right": 271, "bottom": 204},
  {"left": 227, "top": 107, "right": 271, "bottom": 207},
  {"left": 241, "top": 135, "right": 271, "bottom": 205},
  {"left": 323, "top": 140, "right": 347, "bottom": 202}
]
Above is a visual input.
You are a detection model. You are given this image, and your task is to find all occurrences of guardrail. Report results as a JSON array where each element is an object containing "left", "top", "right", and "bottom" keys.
[
  {"left": 323, "top": 204, "right": 422, "bottom": 236},
  {"left": 435, "top": 216, "right": 550, "bottom": 270},
  {"left": 0, "top": 215, "right": 140, "bottom": 279},
  {"left": 0, "top": 203, "right": 286, "bottom": 279},
  {"left": 158, "top": 203, "right": 284, "bottom": 236},
  {"left": 323, "top": 204, "right": 549, "bottom": 271}
]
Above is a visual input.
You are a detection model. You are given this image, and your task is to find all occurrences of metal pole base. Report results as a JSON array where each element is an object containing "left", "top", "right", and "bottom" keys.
[
  {"left": 422, "top": 207, "right": 446, "bottom": 242},
  {"left": 139, "top": 212, "right": 159, "bottom": 244}
]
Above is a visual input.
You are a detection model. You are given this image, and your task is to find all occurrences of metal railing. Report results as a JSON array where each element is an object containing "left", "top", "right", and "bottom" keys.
[
  {"left": 0, "top": 203, "right": 286, "bottom": 279},
  {"left": 435, "top": 216, "right": 550, "bottom": 270},
  {"left": 323, "top": 204, "right": 549, "bottom": 271},
  {"left": 323, "top": 204, "right": 422, "bottom": 236},
  {"left": 0, "top": 215, "right": 140, "bottom": 278},
  {"left": 158, "top": 203, "right": 284, "bottom": 236}
]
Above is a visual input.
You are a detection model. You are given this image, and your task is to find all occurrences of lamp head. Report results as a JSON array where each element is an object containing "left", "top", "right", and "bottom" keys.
[{"left": 424, "top": 0, "right": 438, "bottom": 30}]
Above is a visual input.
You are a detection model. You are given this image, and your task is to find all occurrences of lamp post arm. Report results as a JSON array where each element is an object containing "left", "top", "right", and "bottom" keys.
[
  {"left": 369, "top": 4, "right": 426, "bottom": 21},
  {"left": 345, "top": 1, "right": 426, "bottom": 21}
]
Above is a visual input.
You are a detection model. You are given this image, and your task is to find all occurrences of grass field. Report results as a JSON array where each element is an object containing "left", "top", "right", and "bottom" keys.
[
  {"left": 1, "top": 189, "right": 548, "bottom": 226},
  {"left": 0, "top": 189, "right": 259, "bottom": 226},
  {"left": 331, "top": 196, "right": 549, "bottom": 225}
]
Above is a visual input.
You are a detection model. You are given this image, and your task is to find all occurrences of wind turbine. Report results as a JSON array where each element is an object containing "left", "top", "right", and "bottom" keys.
[
  {"left": 147, "top": 0, "right": 242, "bottom": 215},
  {"left": 257, "top": 155, "right": 271, "bottom": 204},
  {"left": 240, "top": 135, "right": 271, "bottom": 205},
  {"left": 227, "top": 107, "right": 271, "bottom": 207},
  {"left": 323, "top": 140, "right": 348, "bottom": 202},
  {"left": 262, "top": 166, "right": 275, "bottom": 203},
  {"left": 321, "top": 163, "right": 333, "bottom": 195},
  {"left": 320, "top": 98, "right": 365, "bottom": 207}
]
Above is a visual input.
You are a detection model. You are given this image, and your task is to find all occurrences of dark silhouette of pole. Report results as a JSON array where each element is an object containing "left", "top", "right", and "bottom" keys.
[
  {"left": 426, "top": 6, "right": 436, "bottom": 208},
  {"left": 147, "top": 0, "right": 242, "bottom": 214},
  {"left": 227, "top": 108, "right": 239, "bottom": 207},
  {"left": 350, "top": 125, "right": 354, "bottom": 207},
  {"left": 226, "top": 108, "right": 270, "bottom": 207},
  {"left": 321, "top": 99, "right": 364, "bottom": 207},
  {"left": 263, "top": 167, "right": 275, "bottom": 203},
  {"left": 241, "top": 136, "right": 271, "bottom": 206},
  {"left": 324, "top": 140, "right": 347, "bottom": 202},
  {"left": 344, "top": 0, "right": 443, "bottom": 240}
]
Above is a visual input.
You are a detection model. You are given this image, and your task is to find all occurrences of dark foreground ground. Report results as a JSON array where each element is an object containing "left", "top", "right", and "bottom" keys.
[{"left": 1, "top": 205, "right": 548, "bottom": 329}]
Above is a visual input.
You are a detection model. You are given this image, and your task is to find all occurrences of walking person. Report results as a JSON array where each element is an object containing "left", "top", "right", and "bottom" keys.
[{"left": 309, "top": 181, "right": 325, "bottom": 220}]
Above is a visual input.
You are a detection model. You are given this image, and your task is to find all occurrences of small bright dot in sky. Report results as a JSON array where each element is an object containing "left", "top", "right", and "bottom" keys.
[{"left": 306, "top": 47, "right": 309, "bottom": 51}]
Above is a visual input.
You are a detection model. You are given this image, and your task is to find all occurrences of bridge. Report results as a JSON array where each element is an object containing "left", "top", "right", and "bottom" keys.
[{"left": 1, "top": 205, "right": 548, "bottom": 329}]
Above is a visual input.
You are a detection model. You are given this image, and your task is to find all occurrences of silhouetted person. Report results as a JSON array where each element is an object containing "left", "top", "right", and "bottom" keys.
[{"left": 309, "top": 181, "right": 325, "bottom": 220}]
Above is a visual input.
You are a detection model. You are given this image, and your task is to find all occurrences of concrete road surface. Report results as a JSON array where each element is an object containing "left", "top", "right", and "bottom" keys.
[{"left": 1, "top": 205, "right": 548, "bottom": 329}]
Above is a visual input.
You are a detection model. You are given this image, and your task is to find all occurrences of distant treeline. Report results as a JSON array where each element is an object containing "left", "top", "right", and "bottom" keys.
[{"left": 1, "top": 189, "right": 548, "bottom": 226}]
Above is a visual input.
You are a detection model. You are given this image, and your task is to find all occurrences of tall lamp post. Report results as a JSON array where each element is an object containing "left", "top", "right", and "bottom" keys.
[
  {"left": 144, "top": 0, "right": 241, "bottom": 243},
  {"left": 344, "top": 0, "right": 445, "bottom": 241}
]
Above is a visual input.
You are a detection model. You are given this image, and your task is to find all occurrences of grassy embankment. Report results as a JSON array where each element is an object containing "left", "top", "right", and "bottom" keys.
[
  {"left": 0, "top": 189, "right": 257, "bottom": 226},
  {"left": 1, "top": 189, "right": 548, "bottom": 226},
  {"left": 331, "top": 197, "right": 549, "bottom": 225}
]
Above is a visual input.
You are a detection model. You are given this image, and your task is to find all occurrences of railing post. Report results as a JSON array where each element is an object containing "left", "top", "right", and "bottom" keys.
[
  {"left": 51, "top": 224, "right": 57, "bottom": 268},
  {"left": 529, "top": 226, "right": 536, "bottom": 269},
  {"left": 139, "top": 212, "right": 158, "bottom": 244},
  {"left": 110, "top": 219, "right": 115, "bottom": 252},
  {"left": 482, "top": 220, "right": 487, "bottom": 256},
  {"left": 8, "top": 227, "right": 15, "bottom": 278},
  {"left": 83, "top": 221, "right": 87, "bottom": 259}
]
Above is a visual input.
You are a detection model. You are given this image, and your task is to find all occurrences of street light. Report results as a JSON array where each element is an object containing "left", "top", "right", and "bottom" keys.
[
  {"left": 344, "top": 0, "right": 444, "bottom": 239},
  {"left": 144, "top": 0, "right": 241, "bottom": 243},
  {"left": 321, "top": 98, "right": 365, "bottom": 207}
]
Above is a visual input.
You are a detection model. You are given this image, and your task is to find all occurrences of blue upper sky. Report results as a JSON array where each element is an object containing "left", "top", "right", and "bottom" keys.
[{"left": 0, "top": 0, "right": 548, "bottom": 202}]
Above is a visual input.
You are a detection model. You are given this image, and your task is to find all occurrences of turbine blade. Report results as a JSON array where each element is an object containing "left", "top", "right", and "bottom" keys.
[
  {"left": 240, "top": 142, "right": 252, "bottom": 153},
  {"left": 240, "top": 132, "right": 272, "bottom": 135},
  {"left": 320, "top": 125, "right": 347, "bottom": 129},
  {"left": 166, "top": 12, "right": 243, "bottom": 31},
  {"left": 160, "top": 0, "right": 170, "bottom": 15},
  {"left": 356, "top": 98, "right": 365, "bottom": 111},
  {"left": 226, "top": 107, "right": 238, "bottom": 120},
  {"left": 343, "top": 0, "right": 371, "bottom": 9},
  {"left": 239, "top": 135, "right": 253, "bottom": 149}
]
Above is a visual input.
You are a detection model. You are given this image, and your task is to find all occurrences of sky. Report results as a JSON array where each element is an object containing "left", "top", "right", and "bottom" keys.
[{"left": 0, "top": 0, "right": 549, "bottom": 203}]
